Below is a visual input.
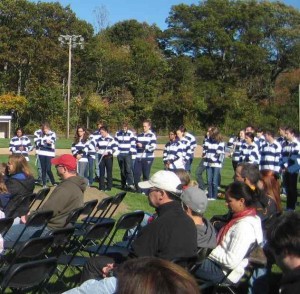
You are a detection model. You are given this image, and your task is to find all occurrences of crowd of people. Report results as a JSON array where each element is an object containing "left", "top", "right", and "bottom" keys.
[{"left": 3, "top": 121, "right": 300, "bottom": 293}]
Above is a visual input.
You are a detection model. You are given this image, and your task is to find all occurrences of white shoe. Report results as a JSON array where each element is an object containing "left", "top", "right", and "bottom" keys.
[{"left": 208, "top": 198, "right": 216, "bottom": 201}]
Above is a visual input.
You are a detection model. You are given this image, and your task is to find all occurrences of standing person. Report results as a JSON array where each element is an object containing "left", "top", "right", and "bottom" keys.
[
  {"left": 71, "top": 126, "right": 90, "bottom": 181},
  {"left": 9, "top": 128, "right": 32, "bottom": 162},
  {"left": 256, "top": 128, "right": 266, "bottom": 151},
  {"left": 33, "top": 124, "right": 43, "bottom": 185},
  {"left": 178, "top": 126, "right": 197, "bottom": 172},
  {"left": 89, "top": 126, "right": 118, "bottom": 191},
  {"left": 163, "top": 130, "right": 184, "bottom": 171},
  {"left": 280, "top": 127, "right": 300, "bottom": 211},
  {"left": 203, "top": 127, "right": 225, "bottom": 200},
  {"left": 259, "top": 130, "right": 282, "bottom": 173},
  {"left": 277, "top": 126, "right": 288, "bottom": 196},
  {"left": 35, "top": 122, "right": 56, "bottom": 188},
  {"left": 239, "top": 132, "right": 260, "bottom": 165},
  {"left": 115, "top": 122, "right": 136, "bottom": 191},
  {"left": 176, "top": 127, "right": 192, "bottom": 173},
  {"left": 195, "top": 127, "right": 212, "bottom": 190},
  {"left": 231, "top": 129, "right": 245, "bottom": 171},
  {"left": 133, "top": 119, "right": 157, "bottom": 190}
]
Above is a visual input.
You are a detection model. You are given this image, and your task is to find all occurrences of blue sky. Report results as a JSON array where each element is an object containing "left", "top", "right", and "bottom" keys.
[{"left": 30, "top": 0, "right": 300, "bottom": 30}]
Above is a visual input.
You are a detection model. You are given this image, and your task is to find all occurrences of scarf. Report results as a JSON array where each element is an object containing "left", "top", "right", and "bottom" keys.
[{"left": 217, "top": 208, "right": 256, "bottom": 245}]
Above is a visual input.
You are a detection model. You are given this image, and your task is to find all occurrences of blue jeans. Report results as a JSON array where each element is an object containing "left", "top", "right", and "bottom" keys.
[
  {"left": 185, "top": 157, "right": 194, "bottom": 173},
  {"left": 117, "top": 154, "right": 134, "bottom": 187},
  {"left": 77, "top": 161, "right": 88, "bottom": 179},
  {"left": 134, "top": 158, "right": 154, "bottom": 188},
  {"left": 195, "top": 258, "right": 226, "bottom": 284},
  {"left": 88, "top": 157, "right": 95, "bottom": 186},
  {"left": 196, "top": 158, "right": 206, "bottom": 190},
  {"left": 39, "top": 155, "right": 55, "bottom": 186},
  {"left": 207, "top": 166, "right": 220, "bottom": 199},
  {"left": 4, "top": 223, "right": 50, "bottom": 243}
]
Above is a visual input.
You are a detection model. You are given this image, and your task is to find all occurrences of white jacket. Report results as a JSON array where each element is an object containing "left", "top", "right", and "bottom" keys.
[{"left": 209, "top": 215, "right": 263, "bottom": 283}]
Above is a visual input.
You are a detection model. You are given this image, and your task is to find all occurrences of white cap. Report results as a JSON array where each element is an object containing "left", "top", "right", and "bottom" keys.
[{"left": 138, "top": 170, "right": 182, "bottom": 194}]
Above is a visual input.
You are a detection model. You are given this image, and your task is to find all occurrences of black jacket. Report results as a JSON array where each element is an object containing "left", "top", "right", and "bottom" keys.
[
  {"left": 280, "top": 267, "right": 300, "bottom": 294},
  {"left": 131, "top": 200, "right": 197, "bottom": 260}
]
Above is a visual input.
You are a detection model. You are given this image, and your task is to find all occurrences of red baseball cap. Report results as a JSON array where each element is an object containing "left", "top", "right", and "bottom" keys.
[{"left": 51, "top": 154, "right": 77, "bottom": 171}]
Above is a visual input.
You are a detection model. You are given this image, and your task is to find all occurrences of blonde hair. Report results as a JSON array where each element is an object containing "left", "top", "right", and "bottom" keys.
[
  {"left": 0, "top": 173, "right": 8, "bottom": 193},
  {"left": 8, "top": 155, "right": 33, "bottom": 177}
]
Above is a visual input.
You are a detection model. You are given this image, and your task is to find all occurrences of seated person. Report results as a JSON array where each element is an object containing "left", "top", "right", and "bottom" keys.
[
  {"left": 180, "top": 186, "right": 217, "bottom": 258},
  {"left": 267, "top": 212, "right": 300, "bottom": 294},
  {"left": 195, "top": 181, "right": 263, "bottom": 284}
]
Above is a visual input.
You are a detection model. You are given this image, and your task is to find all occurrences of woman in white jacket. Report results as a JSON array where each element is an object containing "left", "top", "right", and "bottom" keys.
[{"left": 195, "top": 181, "right": 263, "bottom": 284}]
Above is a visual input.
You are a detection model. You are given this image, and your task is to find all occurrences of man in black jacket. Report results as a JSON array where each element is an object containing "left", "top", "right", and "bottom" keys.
[{"left": 80, "top": 170, "right": 197, "bottom": 282}]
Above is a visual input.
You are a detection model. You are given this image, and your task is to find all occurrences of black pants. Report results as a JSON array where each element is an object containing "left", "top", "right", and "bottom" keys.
[
  {"left": 117, "top": 154, "right": 134, "bottom": 187},
  {"left": 39, "top": 155, "right": 55, "bottom": 186},
  {"left": 195, "top": 158, "right": 206, "bottom": 190},
  {"left": 284, "top": 172, "right": 298, "bottom": 210},
  {"left": 99, "top": 155, "right": 113, "bottom": 190},
  {"left": 134, "top": 158, "right": 154, "bottom": 187}
]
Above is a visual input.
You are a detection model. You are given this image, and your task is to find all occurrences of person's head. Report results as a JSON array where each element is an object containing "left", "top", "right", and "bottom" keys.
[
  {"left": 235, "top": 163, "right": 260, "bottom": 187},
  {"left": 278, "top": 126, "right": 286, "bottom": 137},
  {"left": 115, "top": 257, "right": 200, "bottom": 294},
  {"left": 209, "top": 127, "right": 222, "bottom": 142},
  {"left": 168, "top": 130, "right": 177, "bottom": 142},
  {"left": 7, "top": 155, "right": 33, "bottom": 177},
  {"left": 138, "top": 170, "right": 181, "bottom": 208},
  {"left": 99, "top": 126, "right": 109, "bottom": 137},
  {"left": 97, "top": 120, "right": 104, "bottom": 129},
  {"left": 75, "top": 126, "right": 89, "bottom": 143},
  {"left": 256, "top": 128, "right": 264, "bottom": 138},
  {"left": 244, "top": 132, "right": 255, "bottom": 145},
  {"left": 245, "top": 125, "right": 255, "bottom": 133},
  {"left": 143, "top": 119, "right": 152, "bottom": 133},
  {"left": 239, "top": 129, "right": 245, "bottom": 140},
  {"left": 285, "top": 127, "right": 296, "bottom": 142},
  {"left": 15, "top": 128, "right": 24, "bottom": 137},
  {"left": 260, "top": 170, "right": 282, "bottom": 212},
  {"left": 181, "top": 186, "right": 207, "bottom": 219},
  {"left": 206, "top": 126, "right": 213, "bottom": 137},
  {"left": 264, "top": 130, "right": 275, "bottom": 143},
  {"left": 176, "top": 128, "right": 184, "bottom": 139},
  {"left": 174, "top": 169, "right": 191, "bottom": 188},
  {"left": 122, "top": 122, "right": 129, "bottom": 132},
  {"left": 225, "top": 181, "right": 256, "bottom": 213},
  {"left": 51, "top": 154, "right": 77, "bottom": 179},
  {"left": 267, "top": 212, "right": 300, "bottom": 272},
  {"left": 42, "top": 122, "right": 50, "bottom": 134}
]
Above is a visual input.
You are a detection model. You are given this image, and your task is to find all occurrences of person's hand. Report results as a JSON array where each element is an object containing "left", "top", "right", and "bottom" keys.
[
  {"left": 76, "top": 154, "right": 82, "bottom": 160},
  {"left": 19, "top": 146, "right": 24, "bottom": 151},
  {"left": 101, "top": 263, "right": 115, "bottom": 278},
  {"left": 136, "top": 143, "right": 143, "bottom": 148}
]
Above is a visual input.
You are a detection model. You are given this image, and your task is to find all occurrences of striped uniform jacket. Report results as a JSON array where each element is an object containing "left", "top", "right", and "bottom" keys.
[
  {"left": 115, "top": 130, "right": 136, "bottom": 156},
  {"left": 71, "top": 139, "right": 90, "bottom": 162},
  {"left": 276, "top": 136, "right": 288, "bottom": 148},
  {"left": 185, "top": 132, "right": 197, "bottom": 157},
  {"left": 179, "top": 137, "right": 192, "bottom": 163},
  {"left": 34, "top": 129, "right": 43, "bottom": 153},
  {"left": 87, "top": 130, "right": 100, "bottom": 160},
  {"left": 89, "top": 134, "right": 119, "bottom": 160},
  {"left": 9, "top": 135, "right": 32, "bottom": 161},
  {"left": 136, "top": 131, "right": 157, "bottom": 159},
  {"left": 239, "top": 142, "right": 260, "bottom": 165},
  {"left": 232, "top": 139, "right": 245, "bottom": 163},
  {"left": 280, "top": 138, "right": 300, "bottom": 174},
  {"left": 259, "top": 141, "right": 282, "bottom": 173},
  {"left": 257, "top": 136, "right": 266, "bottom": 151},
  {"left": 203, "top": 138, "right": 225, "bottom": 168},
  {"left": 163, "top": 139, "right": 185, "bottom": 170},
  {"left": 35, "top": 131, "right": 56, "bottom": 157}
]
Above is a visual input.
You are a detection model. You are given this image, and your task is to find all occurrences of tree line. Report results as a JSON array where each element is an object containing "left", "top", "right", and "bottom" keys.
[{"left": 0, "top": 0, "right": 299, "bottom": 136}]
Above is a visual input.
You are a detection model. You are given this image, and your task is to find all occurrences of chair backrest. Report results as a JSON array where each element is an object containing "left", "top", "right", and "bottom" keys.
[
  {"left": 90, "top": 196, "right": 114, "bottom": 220},
  {"left": 105, "top": 211, "right": 145, "bottom": 251},
  {"left": 26, "top": 210, "right": 54, "bottom": 228},
  {"left": 84, "top": 221, "right": 115, "bottom": 242},
  {"left": 82, "top": 199, "right": 98, "bottom": 215},
  {"left": 0, "top": 217, "right": 14, "bottom": 236},
  {"left": 106, "top": 192, "right": 127, "bottom": 219},
  {"left": 64, "top": 207, "right": 85, "bottom": 227},
  {"left": 5, "top": 193, "right": 35, "bottom": 218},
  {"left": 0, "top": 257, "right": 57, "bottom": 292},
  {"left": 31, "top": 187, "right": 51, "bottom": 210}
]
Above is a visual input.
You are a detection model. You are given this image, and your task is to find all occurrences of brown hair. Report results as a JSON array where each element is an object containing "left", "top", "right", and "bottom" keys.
[
  {"left": 115, "top": 257, "right": 199, "bottom": 294},
  {"left": 0, "top": 173, "right": 8, "bottom": 193},
  {"left": 209, "top": 127, "right": 222, "bottom": 143},
  {"left": 260, "top": 170, "right": 282, "bottom": 213},
  {"left": 74, "top": 125, "right": 89, "bottom": 144},
  {"left": 174, "top": 169, "right": 191, "bottom": 187},
  {"left": 7, "top": 155, "right": 33, "bottom": 177}
]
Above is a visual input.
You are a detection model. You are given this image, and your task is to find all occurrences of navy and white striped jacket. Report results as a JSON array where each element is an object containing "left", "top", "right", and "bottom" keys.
[
  {"left": 179, "top": 137, "right": 192, "bottom": 163},
  {"left": 203, "top": 138, "right": 225, "bottom": 168},
  {"left": 34, "top": 129, "right": 43, "bottom": 150},
  {"left": 185, "top": 132, "right": 197, "bottom": 157},
  {"left": 163, "top": 140, "right": 185, "bottom": 170},
  {"left": 232, "top": 139, "right": 245, "bottom": 163},
  {"left": 9, "top": 135, "right": 32, "bottom": 161},
  {"left": 89, "top": 134, "right": 118, "bottom": 159},
  {"left": 239, "top": 142, "right": 260, "bottom": 165},
  {"left": 115, "top": 130, "right": 136, "bottom": 156},
  {"left": 280, "top": 138, "right": 300, "bottom": 174},
  {"left": 259, "top": 141, "right": 282, "bottom": 173},
  {"left": 136, "top": 131, "right": 156, "bottom": 159},
  {"left": 35, "top": 131, "right": 56, "bottom": 157},
  {"left": 71, "top": 139, "right": 90, "bottom": 163}
]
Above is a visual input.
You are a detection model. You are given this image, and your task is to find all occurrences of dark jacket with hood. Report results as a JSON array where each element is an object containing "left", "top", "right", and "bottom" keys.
[{"left": 39, "top": 175, "right": 86, "bottom": 229}]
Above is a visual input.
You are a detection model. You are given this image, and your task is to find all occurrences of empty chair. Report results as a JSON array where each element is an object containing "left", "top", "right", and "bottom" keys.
[
  {"left": 29, "top": 187, "right": 51, "bottom": 210},
  {"left": 0, "top": 257, "right": 57, "bottom": 293},
  {"left": 85, "top": 210, "right": 145, "bottom": 259}
]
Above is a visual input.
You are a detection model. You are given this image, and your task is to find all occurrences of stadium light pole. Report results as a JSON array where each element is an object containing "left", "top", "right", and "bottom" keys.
[{"left": 58, "top": 35, "right": 84, "bottom": 138}]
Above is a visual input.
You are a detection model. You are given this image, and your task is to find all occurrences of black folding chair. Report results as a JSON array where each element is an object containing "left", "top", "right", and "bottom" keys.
[
  {"left": 85, "top": 210, "right": 145, "bottom": 259},
  {"left": 0, "top": 257, "right": 57, "bottom": 293},
  {"left": 56, "top": 221, "right": 115, "bottom": 285},
  {"left": 64, "top": 206, "right": 85, "bottom": 227},
  {"left": 83, "top": 192, "right": 127, "bottom": 225},
  {"left": 0, "top": 217, "right": 14, "bottom": 237},
  {"left": 4, "top": 210, "right": 54, "bottom": 251},
  {"left": 74, "top": 199, "right": 98, "bottom": 230},
  {"left": 5, "top": 193, "right": 35, "bottom": 219},
  {"left": 29, "top": 187, "right": 51, "bottom": 210}
]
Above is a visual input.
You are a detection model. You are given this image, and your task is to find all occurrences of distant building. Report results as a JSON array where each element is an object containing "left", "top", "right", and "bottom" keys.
[{"left": 0, "top": 116, "right": 12, "bottom": 138}]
